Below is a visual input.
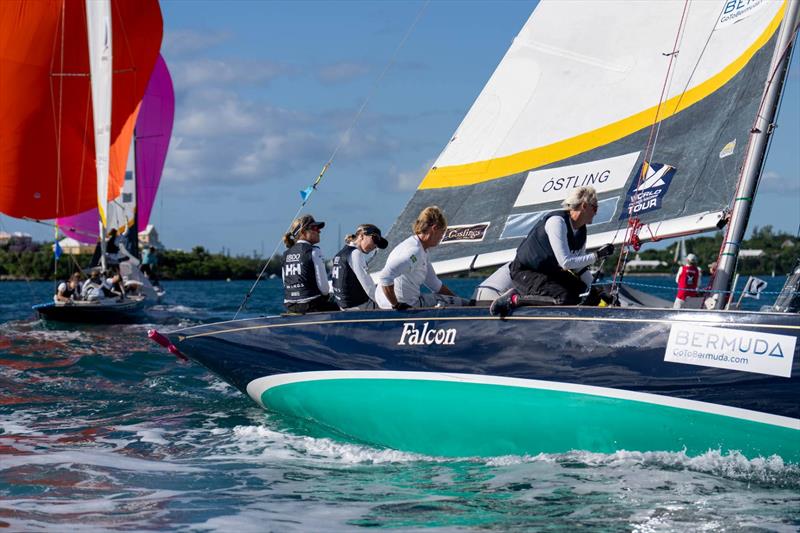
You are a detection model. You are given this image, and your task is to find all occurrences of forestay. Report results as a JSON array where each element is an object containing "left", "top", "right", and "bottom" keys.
[{"left": 375, "top": 0, "right": 787, "bottom": 275}]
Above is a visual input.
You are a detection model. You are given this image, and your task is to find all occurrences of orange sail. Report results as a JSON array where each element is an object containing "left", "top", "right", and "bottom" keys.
[{"left": 0, "top": 0, "right": 162, "bottom": 220}]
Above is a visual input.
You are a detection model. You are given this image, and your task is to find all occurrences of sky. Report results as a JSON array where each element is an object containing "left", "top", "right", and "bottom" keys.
[{"left": 2, "top": 0, "right": 799, "bottom": 258}]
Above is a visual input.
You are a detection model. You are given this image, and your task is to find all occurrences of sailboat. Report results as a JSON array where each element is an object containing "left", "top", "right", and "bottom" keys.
[
  {"left": 0, "top": 0, "right": 163, "bottom": 322},
  {"left": 55, "top": 54, "right": 175, "bottom": 306},
  {"left": 151, "top": 1, "right": 799, "bottom": 461}
]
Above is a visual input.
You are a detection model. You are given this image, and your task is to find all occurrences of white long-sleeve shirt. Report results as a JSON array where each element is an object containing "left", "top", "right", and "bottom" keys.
[
  {"left": 346, "top": 243, "right": 378, "bottom": 301},
  {"left": 545, "top": 216, "right": 596, "bottom": 287},
  {"left": 375, "top": 235, "right": 442, "bottom": 308}
]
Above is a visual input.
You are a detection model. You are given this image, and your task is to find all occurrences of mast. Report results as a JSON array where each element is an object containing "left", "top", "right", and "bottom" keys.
[{"left": 710, "top": 0, "right": 800, "bottom": 308}]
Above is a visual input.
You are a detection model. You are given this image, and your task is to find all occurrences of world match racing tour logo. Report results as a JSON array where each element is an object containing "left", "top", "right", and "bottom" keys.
[{"left": 619, "top": 161, "right": 676, "bottom": 219}]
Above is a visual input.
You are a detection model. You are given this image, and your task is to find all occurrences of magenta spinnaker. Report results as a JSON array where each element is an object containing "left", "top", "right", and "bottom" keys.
[{"left": 58, "top": 54, "right": 174, "bottom": 244}]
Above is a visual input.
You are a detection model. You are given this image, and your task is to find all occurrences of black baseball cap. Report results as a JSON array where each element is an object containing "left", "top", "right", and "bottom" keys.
[
  {"left": 293, "top": 215, "right": 325, "bottom": 236},
  {"left": 361, "top": 224, "right": 388, "bottom": 249}
]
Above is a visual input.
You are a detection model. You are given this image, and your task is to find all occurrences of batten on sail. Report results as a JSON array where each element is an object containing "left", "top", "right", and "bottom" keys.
[{"left": 375, "top": 0, "right": 788, "bottom": 275}]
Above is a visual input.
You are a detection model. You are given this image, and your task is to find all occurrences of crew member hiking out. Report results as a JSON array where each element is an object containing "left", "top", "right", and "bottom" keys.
[
  {"left": 490, "top": 186, "right": 614, "bottom": 316},
  {"left": 281, "top": 214, "right": 339, "bottom": 314},
  {"left": 332, "top": 224, "right": 388, "bottom": 310}
]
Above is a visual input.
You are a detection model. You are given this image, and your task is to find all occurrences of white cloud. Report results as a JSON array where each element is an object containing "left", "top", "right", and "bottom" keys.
[
  {"left": 170, "top": 58, "right": 297, "bottom": 89},
  {"left": 316, "top": 62, "right": 370, "bottom": 84},
  {"left": 162, "top": 29, "right": 231, "bottom": 56},
  {"left": 383, "top": 162, "right": 431, "bottom": 192},
  {"left": 760, "top": 170, "right": 800, "bottom": 193}
]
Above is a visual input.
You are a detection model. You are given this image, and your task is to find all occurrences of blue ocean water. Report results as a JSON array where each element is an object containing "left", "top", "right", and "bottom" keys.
[{"left": 1, "top": 277, "right": 798, "bottom": 531}]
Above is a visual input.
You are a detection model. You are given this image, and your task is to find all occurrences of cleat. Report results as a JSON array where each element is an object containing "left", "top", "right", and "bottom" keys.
[{"left": 490, "top": 288, "right": 518, "bottom": 317}]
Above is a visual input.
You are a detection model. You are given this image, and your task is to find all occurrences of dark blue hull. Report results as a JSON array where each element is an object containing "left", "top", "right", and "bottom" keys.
[
  {"left": 165, "top": 306, "right": 800, "bottom": 420},
  {"left": 34, "top": 299, "right": 146, "bottom": 324}
]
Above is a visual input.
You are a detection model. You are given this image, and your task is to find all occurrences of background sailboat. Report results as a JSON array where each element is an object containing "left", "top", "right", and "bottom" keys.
[
  {"left": 0, "top": 0, "right": 163, "bottom": 321},
  {"left": 57, "top": 54, "right": 174, "bottom": 303}
]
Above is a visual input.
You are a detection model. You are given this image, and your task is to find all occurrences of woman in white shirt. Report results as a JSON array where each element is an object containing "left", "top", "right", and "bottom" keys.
[{"left": 375, "top": 206, "right": 470, "bottom": 310}]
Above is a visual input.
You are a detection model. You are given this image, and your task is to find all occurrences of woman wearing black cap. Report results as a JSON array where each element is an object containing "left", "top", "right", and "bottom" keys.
[
  {"left": 282, "top": 214, "right": 339, "bottom": 313},
  {"left": 331, "top": 224, "right": 388, "bottom": 310}
]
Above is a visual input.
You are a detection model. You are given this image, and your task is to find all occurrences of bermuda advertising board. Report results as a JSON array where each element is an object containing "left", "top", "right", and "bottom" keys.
[{"left": 664, "top": 323, "right": 796, "bottom": 378}]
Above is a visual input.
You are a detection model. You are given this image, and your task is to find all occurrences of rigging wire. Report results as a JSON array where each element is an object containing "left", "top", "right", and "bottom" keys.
[
  {"left": 233, "top": 1, "right": 431, "bottom": 319},
  {"left": 709, "top": 18, "right": 800, "bottom": 291},
  {"left": 610, "top": 0, "right": 691, "bottom": 297}
]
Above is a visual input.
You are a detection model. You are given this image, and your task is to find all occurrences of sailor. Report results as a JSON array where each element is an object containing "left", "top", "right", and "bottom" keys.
[
  {"left": 375, "top": 206, "right": 471, "bottom": 310},
  {"left": 473, "top": 262, "right": 513, "bottom": 302},
  {"left": 281, "top": 215, "right": 339, "bottom": 314},
  {"left": 332, "top": 224, "right": 388, "bottom": 310},
  {"left": 140, "top": 246, "right": 160, "bottom": 287},
  {"left": 490, "top": 186, "right": 614, "bottom": 316},
  {"left": 55, "top": 272, "right": 82, "bottom": 303},
  {"left": 101, "top": 272, "right": 125, "bottom": 300},
  {"left": 674, "top": 253, "right": 702, "bottom": 309},
  {"left": 82, "top": 270, "right": 105, "bottom": 301}
]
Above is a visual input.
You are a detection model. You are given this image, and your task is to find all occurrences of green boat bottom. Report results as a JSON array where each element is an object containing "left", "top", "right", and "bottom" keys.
[{"left": 248, "top": 371, "right": 800, "bottom": 462}]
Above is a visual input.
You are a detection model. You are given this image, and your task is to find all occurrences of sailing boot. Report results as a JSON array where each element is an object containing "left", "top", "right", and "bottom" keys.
[{"left": 490, "top": 288, "right": 518, "bottom": 317}]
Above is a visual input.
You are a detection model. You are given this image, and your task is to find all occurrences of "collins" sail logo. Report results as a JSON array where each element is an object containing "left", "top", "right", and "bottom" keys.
[{"left": 398, "top": 322, "right": 457, "bottom": 346}]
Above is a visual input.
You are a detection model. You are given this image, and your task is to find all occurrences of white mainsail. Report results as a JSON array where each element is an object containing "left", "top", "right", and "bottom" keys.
[
  {"left": 85, "top": 0, "right": 113, "bottom": 227},
  {"left": 377, "top": 0, "right": 792, "bottom": 276}
]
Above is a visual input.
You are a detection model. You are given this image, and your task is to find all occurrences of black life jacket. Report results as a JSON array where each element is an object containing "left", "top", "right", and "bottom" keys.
[
  {"left": 61, "top": 282, "right": 79, "bottom": 299},
  {"left": 513, "top": 210, "right": 587, "bottom": 276},
  {"left": 331, "top": 245, "right": 369, "bottom": 308},
  {"left": 282, "top": 241, "right": 322, "bottom": 302}
]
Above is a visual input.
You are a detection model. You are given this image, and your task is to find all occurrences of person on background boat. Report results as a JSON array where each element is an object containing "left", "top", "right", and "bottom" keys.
[
  {"left": 332, "top": 224, "right": 388, "bottom": 310},
  {"left": 55, "top": 272, "right": 82, "bottom": 303},
  {"left": 282, "top": 215, "right": 339, "bottom": 314},
  {"left": 140, "top": 246, "right": 160, "bottom": 287},
  {"left": 101, "top": 272, "right": 125, "bottom": 300},
  {"left": 88, "top": 227, "right": 126, "bottom": 270},
  {"left": 82, "top": 270, "right": 105, "bottom": 301},
  {"left": 674, "top": 253, "right": 702, "bottom": 309},
  {"left": 375, "top": 206, "right": 471, "bottom": 310},
  {"left": 490, "top": 186, "right": 614, "bottom": 316}
]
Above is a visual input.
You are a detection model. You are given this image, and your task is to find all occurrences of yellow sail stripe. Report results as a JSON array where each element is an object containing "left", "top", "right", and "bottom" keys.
[{"left": 418, "top": 4, "right": 785, "bottom": 191}]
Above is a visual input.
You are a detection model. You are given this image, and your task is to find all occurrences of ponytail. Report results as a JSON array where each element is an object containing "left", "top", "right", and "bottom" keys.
[
  {"left": 283, "top": 232, "right": 296, "bottom": 248},
  {"left": 345, "top": 233, "right": 357, "bottom": 244}
]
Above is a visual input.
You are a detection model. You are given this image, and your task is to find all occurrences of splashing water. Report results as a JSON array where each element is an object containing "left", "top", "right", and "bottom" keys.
[{"left": 1, "top": 279, "right": 798, "bottom": 531}]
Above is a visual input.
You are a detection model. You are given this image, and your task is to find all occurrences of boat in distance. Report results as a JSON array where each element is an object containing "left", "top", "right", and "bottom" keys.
[
  {"left": 152, "top": 305, "right": 800, "bottom": 462},
  {"left": 35, "top": 297, "right": 146, "bottom": 324}
]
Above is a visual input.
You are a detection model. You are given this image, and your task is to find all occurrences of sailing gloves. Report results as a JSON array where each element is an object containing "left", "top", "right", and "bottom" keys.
[
  {"left": 393, "top": 302, "right": 412, "bottom": 311},
  {"left": 596, "top": 243, "right": 615, "bottom": 259}
]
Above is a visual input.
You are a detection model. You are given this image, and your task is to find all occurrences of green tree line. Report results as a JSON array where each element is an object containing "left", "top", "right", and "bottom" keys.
[
  {"left": 631, "top": 226, "right": 799, "bottom": 274},
  {"left": 1, "top": 227, "right": 797, "bottom": 281},
  {"left": 0, "top": 245, "right": 282, "bottom": 281}
]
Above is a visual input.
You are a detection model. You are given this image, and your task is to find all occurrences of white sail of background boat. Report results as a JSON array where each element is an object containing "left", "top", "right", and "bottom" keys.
[{"left": 151, "top": 0, "right": 800, "bottom": 462}]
